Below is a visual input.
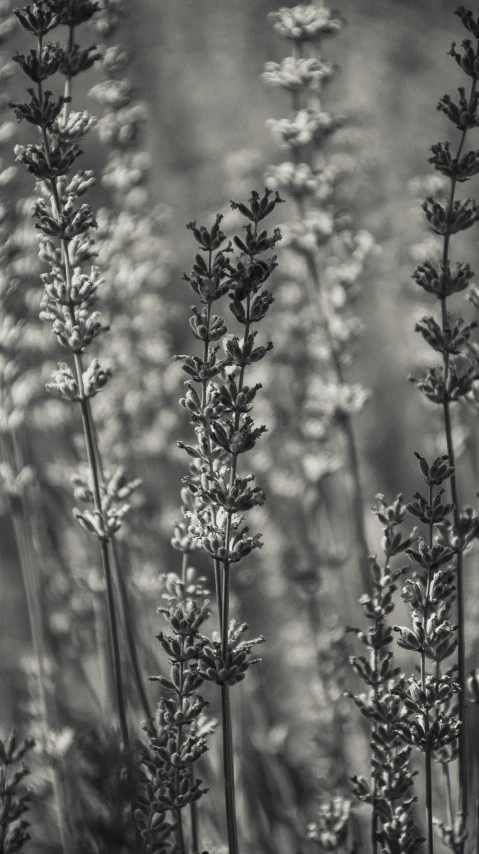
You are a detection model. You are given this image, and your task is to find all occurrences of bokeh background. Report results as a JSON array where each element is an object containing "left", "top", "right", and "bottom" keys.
[{"left": 2, "top": 0, "right": 479, "bottom": 851}]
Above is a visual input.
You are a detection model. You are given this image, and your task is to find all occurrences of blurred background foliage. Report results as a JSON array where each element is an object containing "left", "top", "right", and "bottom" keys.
[{"left": 2, "top": 0, "right": 479, "bottom": 852}]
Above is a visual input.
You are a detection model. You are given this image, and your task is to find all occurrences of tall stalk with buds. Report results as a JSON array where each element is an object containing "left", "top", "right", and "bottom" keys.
[
  {"left": 348, "top": 495, "right": 421, "bottom": 854},
  {"left": 139, "top": 548, "right": 210, "bottom": 854},
  {"left": 264, "top": 3, "right": 374, "bottom": 596},
  {"left": 394, "top": 454, "right": 476, "bottom": 854},
  {"left": 176, "top": 190, "right": 282, "bottom": 853},
  {"left": 10, "top": 0, "right": 134, "bottom": 750},
  {"left": 409, "top": 6, "right": 479, "bottom": 845}
]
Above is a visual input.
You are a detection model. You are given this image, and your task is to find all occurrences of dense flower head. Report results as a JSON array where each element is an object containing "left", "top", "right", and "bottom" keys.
[
  {"left": 267, "top": 107, "right": 340, "bottom": 149},
  {"left": 266, "top": 160, "right": 319, "bottom": 196},
  {"left": 268, "top": 4, "right": 342, "bottom": 42},
  {"left": 262, "top": 56, "right": 334, "bottom": 91}
]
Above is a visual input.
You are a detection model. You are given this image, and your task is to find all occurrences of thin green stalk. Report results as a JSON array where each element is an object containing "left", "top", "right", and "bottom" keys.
[
  {"left": 221, "top": 684, "right": 239, "bottom": 854},
  {"left": 111, "top": 540, "right": 152, "bottom": 720},
  {"left": 371, "top": 639, "right": 378, "bottom": 854},
  {"left": 78, "top": 388, "right": 129, "bottom": 749},
  {"left": 189, "top": 775, "right": 199, "bottom": 853},
  {"left": 101, "top": 539, "right": 129, "bottom": 747},
  {"left": 175, "top": 552, "right": 188, "bottom": 854},
  {"left": 442, "top": 760, "right": 454, "bottom": 832},
  {"left": 91, "top": 588, "right": 111, "bottom": 715},
  {"left": 421, "top": 484, "right": 434, "bottom": 854},
  {"left": 91, "top": 418, "right": 152, "bottom": 722}
]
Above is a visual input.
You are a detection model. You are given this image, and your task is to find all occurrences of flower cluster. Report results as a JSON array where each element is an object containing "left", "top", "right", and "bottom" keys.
[
  {"left": 268, "top": 5, "right": 342, "bottom": 43},
  {"left": 348, "top": 495, "right": 421, "bottom": 854},
  {"left": 307, "top": 794, "right": 351, "bottom": 854},
  {"left": 0, "top": 733, "right": 34, "bottom": 854}
]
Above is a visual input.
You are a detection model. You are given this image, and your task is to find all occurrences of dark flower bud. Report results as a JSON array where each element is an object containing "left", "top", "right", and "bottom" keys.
[{"left": 14, "top": 4, "right": 60, "bottom": 35}]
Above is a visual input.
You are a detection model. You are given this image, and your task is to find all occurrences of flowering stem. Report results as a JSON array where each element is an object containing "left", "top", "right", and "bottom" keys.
[
  {"left": 438, "top": 58, "right": 479, "bottom": 827},
  {"left": 34, "top": 29, "right": 129, "bottom": 749},
  {"left": 218, "top": 295, "right": 252, "bottom": 854}
]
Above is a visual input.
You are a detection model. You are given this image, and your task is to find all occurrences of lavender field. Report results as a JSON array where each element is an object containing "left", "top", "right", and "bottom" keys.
[{"left": 1, "top": 1, "right": 479, "bottom": 853}]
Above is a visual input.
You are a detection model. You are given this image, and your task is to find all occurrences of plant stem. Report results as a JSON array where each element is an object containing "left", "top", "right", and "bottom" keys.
[
  {"left": 199, "top": 251, "right": 239, "bottom": 851},
  {"left": 91, "top": 418, "right": 152, "bottom": 722},
  {"left": 189, "top": 776, "right": 199, "bottom": 853},
  {"left": 371, "top": 640, "right": 378, "bottom": 854},
  {"left": 442, "top": 760, "right": 454, "bottom": 831},
  {"left": 176, "top": 552, "right": 188, "bottom": 854},
  {"left": 78, "top": 390, "right": 129, "bottom": 749},
  {"left": 111, "top": 539, "right": 152, "bottom": 720},
  {"left": 221, "top": 684, "right": 239, "bottom": 854},
  {"left": 303, "top": 251, "right": 371, "bottom": 596},
  {"left": 216, "top": 288, "right": 253, "bottom": 854},
  {"left": 422, "top": 484, "right": 434, "bottom": 854}
]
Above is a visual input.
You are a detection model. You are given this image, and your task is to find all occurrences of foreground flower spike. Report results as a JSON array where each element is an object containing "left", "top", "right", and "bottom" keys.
[
  {"left": 0, "top": 734, "right": 34, "bottom": 854},
  {"left": 143, "top": 537, "right": 210, "bottom": 854},
  {"left": 348, "top": 496, "right": 420, "bottom": 854},
  {"left": 178, "top": 189, "right": 281, "bottom": 854},
  {"left": 10, "top": 0, "right": 133, "bottom": 749},
  {"left": 410, "top": 6, "right": 479, "bottom": 844},
  {"left": 394, "top": 454, "right": 474, "bottom": 854}
]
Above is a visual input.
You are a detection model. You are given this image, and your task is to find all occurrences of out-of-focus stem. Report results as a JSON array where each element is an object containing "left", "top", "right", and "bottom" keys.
[
  {"left": 303, "top": 250, "right": 371, "bottom": 596},
  {"left": 110, "top": 539, "right": 152, "bottom": 720},
  {"left": 89, "top": 412, "right": 152, "bottom": 721}
]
